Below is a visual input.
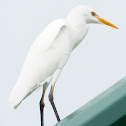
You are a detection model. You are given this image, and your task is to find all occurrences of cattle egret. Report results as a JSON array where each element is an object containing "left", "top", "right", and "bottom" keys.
[{"left": 8, "top": 5, "right": 118, "bottom": 126}]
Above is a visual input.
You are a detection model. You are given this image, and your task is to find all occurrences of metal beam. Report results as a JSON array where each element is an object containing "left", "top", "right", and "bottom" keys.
[{"left": 55, "top": 77, "right": 126, "bottom": 126}]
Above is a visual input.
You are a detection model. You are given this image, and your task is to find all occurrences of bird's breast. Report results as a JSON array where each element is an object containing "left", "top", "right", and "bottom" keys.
[{"left": 69, "top": 24, "right": 89, "bottom": 51}]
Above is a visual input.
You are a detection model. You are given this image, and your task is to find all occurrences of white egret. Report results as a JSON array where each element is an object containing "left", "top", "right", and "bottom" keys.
[{"left": 8, "top": 5, "right": 118, "bottom": 126}]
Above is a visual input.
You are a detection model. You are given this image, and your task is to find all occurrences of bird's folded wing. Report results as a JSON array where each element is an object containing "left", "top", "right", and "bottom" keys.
[
  {"left": 26, "top": 19, "right": 66, "bottom": 59},
  {"left": 8, "top": 19, "right": 66, "bottom": 108}
]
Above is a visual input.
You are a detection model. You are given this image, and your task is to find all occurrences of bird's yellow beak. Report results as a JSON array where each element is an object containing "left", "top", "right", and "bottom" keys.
[{"left": 93, "top": 13, "right": 118, "bottom": 29}]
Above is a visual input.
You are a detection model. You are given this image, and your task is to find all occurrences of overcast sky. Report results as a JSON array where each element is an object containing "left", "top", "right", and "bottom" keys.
[{"left": 0, "top": 0, "right": 126, "bottom": 126}]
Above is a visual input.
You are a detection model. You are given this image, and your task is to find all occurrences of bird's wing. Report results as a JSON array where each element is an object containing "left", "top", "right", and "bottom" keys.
[
  {"left": 26, "top": 19, "right": 66, "bottom": 60},
  {"left": 8, "top": 19, "right": 67, "bottom": 108}
]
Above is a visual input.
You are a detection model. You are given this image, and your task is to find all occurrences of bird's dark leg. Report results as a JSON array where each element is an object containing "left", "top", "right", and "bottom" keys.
[
  {"left": 40, "top": 89, "right": 45, "bottom": 126},
  {"left": 48, "top": 84, "right": 60, "bottom": 122},
  {"left": 39, "top": 82, "right": 49, "bottom": 126}
]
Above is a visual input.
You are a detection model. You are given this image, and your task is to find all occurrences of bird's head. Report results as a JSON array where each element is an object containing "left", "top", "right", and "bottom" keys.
[{"left": 68, "top": 5, "right": 118, "bottom": 29}]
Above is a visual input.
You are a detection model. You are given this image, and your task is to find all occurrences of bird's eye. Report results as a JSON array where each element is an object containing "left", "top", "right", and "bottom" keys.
[{"left": 91, "top": 12, "right": 96, "bottom": 16}]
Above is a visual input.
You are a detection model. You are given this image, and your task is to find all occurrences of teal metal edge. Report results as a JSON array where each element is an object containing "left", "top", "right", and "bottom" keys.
[{"left": 55, "top": 77, "right": 126, "bottom": 126}]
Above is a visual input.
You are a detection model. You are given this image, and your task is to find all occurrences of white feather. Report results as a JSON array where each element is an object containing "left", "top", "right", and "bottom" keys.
[
  {"left": 8, "top": 5, "right": 99, "bottom": 108},
  {"left": 8, "top": 19, "right": 67, "bottom": 108}
]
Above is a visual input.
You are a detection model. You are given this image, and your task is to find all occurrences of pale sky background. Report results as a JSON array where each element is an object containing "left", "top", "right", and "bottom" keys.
[{"left": 0, "top": 0, "right": 126, "bottom": 126}]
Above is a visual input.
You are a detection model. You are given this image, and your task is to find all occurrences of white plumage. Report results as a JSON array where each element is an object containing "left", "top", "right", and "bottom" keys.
[
  {"left": 8, "top": 5, "right": 117, "bottom": 108},
  {"left": 8, "top": 19, "right": 67, "bottom": 108}
]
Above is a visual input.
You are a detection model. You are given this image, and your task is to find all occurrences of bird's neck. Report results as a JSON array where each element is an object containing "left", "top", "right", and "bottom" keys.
[{"left": 66, "top": 15, "right": 89, "bottom": 51}]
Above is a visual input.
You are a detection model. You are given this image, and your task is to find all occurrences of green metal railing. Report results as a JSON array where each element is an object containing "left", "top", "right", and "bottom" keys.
[{"left": 55, "top": 77, "right": 126, "bottom": 126}]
